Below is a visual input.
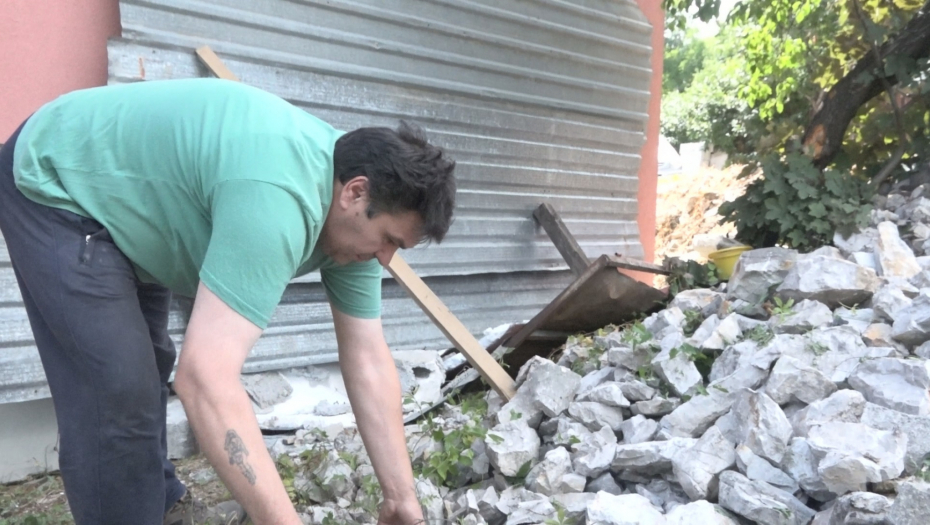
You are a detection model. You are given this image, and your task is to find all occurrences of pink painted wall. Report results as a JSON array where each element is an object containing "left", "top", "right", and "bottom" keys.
[
  {"left": 635, "top": 0, "right": 663, "bottom": 265},
  {"left": 0, "top": 0, "right": 121, "bottom": 141}
]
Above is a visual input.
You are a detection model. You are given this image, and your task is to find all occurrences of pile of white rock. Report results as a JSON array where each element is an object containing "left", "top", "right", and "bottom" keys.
[{"left": 266, "top": 190, "right": 930, "bottom": 524}]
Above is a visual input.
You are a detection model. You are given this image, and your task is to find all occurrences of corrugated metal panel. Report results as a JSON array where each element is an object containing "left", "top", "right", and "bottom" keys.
[{"left": 0, "top": 0, "right": 655, "bottom": 403}]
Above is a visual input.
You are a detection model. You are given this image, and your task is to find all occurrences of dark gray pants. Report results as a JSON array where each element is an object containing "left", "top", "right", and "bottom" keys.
[{"left": 0, "top": 121, "right": 186, "bottom": 524}]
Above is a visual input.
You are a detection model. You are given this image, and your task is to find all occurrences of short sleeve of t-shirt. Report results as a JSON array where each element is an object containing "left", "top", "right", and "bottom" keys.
[
  {"left": 321, "top": 259, "right": 383, "bottom": 319},
  {"left": 199, "top": 180, "right": 310, "bottom": 329}
]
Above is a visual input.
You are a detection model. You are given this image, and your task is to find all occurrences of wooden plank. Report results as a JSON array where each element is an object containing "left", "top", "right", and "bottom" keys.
[
  {"left": 195, "top": 46, "right": 240, "bottom": 81},
  {"left": 195, "top": 45, "right": 515, "bottom": 400},
  {"left": 533, "top": 203, "right": 590, "bottom": 275},
  {"left": 387, "top": 255, "right": 516, "bottom": 400},
  {"left": 606, "top": 255, "right": 671, "bottom": 276}
]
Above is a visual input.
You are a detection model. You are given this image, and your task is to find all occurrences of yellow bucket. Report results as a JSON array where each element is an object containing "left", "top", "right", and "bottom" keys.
[{"left": 708, "top": 245, "right": 752, "bottom": 280}]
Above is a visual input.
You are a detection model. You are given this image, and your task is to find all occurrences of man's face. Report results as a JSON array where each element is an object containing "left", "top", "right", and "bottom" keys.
[{"left": 321, "top": 176, "right": 424, "bottom": 266}]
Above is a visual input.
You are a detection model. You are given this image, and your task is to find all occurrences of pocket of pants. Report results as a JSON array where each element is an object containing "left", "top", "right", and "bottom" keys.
[{"left": 78, "top": 225, "right": 134, "bottom": 272}]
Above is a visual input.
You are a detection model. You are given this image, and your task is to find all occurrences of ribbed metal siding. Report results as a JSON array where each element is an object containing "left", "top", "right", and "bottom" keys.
[{"left": 0, "top": 0, "right": 655, "bottom": 403}]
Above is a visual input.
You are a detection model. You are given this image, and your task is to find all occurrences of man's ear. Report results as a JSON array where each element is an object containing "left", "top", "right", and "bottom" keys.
[{"left": 339, "top": 176, "right": 369, "bottom": 208}]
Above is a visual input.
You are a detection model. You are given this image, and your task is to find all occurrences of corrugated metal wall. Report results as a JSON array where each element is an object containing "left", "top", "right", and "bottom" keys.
[{"left": 0, "top": 0, "right": 654, "bottom": 403}]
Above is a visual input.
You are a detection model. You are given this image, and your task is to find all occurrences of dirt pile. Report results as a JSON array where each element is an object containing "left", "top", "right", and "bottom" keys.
[{"left": 654, "top": 166, "right": 755, "bottom": 264}]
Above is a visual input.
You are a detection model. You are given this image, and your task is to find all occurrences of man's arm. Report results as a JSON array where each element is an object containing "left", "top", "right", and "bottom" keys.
[
  {"left": 331, "top": 306, "right": 424, "bottom": 525},
  {"left": 174, "top": 283, "right": 302, "bottom": 525}
]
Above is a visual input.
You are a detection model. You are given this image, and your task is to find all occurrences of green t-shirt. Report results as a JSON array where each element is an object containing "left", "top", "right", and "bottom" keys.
[{"left": 12, "top": 78, "right": 382, "bottom": 328}]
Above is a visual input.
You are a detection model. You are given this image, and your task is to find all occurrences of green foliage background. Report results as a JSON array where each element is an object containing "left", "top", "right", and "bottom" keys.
[{"left": 661, "top": 0, "right": 929, "bottom": 250}]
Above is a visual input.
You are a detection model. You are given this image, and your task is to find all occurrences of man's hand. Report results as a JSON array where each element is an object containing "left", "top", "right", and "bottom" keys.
[
  {"left": 331, "top": 307, "right": 424, "bottom": 525},
  {"left": 378, "top": 495, "right": 425, "bottom": 525}
]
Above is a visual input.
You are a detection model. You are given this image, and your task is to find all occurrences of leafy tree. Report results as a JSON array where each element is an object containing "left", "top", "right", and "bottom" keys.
[{"left": 662, "top": 0, "right": 930, "bottom": 250}]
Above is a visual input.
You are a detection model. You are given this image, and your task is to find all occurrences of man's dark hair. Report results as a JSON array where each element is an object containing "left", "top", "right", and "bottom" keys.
[{"left": 333, "top": 121, "right": 456, "bottom": 243}]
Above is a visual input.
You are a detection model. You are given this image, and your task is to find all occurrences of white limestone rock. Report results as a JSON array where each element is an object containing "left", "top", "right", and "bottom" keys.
[
  {"left": 571, "top": 426, "right": 618, "bottom": 479},
  {"left": 632, "top": 397, "right": 680, "bottom": 417},
  {"left": 644, "top": 307, "right": 686, "bottom": 339},
  {"left": 717, "top": 471, "right": 816, "bottom": 525},
  {"left": 775, "top": 253, "right": 880, "bottom": 309},
  {"left": 495, "top": 486, "right": 556, "bottom": 525},
  {"left": 485, "top": 420, "right": 540, "bottom": 477},
  {"left": 871, "top": 285, "right": 913, "bottom": 321},
  {"left": 619, "top": 415, "right": 658, "bottom": 444},
  {"left": 550, "top": 492, "right": 596, "bottom": 523},
  {"left": 735, "top": 445, "right": 798, "bottom": 493},
  {"left": 525, "top": 447, "right": 584, "bottom": 496},
  {"left": 769, "top": 299, "right": 834, "bottom": 334},
  {"left": 790, "top": 389, "right": 866, "bottom": 437},
  {"left": 671, "top": 426, "right": 737, "bottom": 501},
  {"left": 887, "top": 480, "right": 930, "bottom": 525},
  {"left": 651, "top": 341, "right": 703, "bottom": 396},
  {"left": 781, "top": 438, "right": 833, "bottom": 501},
  {"left": 586, "top": 492, "right": 666, "bottom": 525},
  {"left": 893, "top": 290, "right": 930, "bottom": 347},
  {"left": 876, "top": 221, "right": 922, "bottom": 278},
  {"left": 612, "top": 438, "right": 697, "bottom": 475},
  {"left": 670, "top": 289, "right": 725, "bottom": 317},
  {"left": 861, "top": 402, "right": 930, "bottom": 474},
  {"left": 727, "top": 247, "right": 798, "bottom": 305},
  {"left": 807, "top": 422, "right": 907, "bottom": 495},
  {"left": 764, "top": 356, "right": 837, "bottom": 406},
  {"left": 820, "top": 492, "right": 891, "bottom": 525},
  {"left": 576, "top": 382, "right": 631, "bottom": 408},
  {"left": 779, "top": 326, "right": 895, "bottom": 383},
  {"left": 834, "top": 229, "right": 879, "bottom": 256},
  {"left": 658, "top": 391, "right": 735, "bottom": 439},
  {"left": 666, "top": 501, "right": 738, "bottom": 525},
  {"left": 847, "top": 357, "right": 930, "bottom": 415},
  {"left": 568, "top": 401, "right": 624, "bottom": 432},
  {"left": 718, "top": 389, "right": 793, "bottom": 464},
  {"left": 498, "top": 358, "right": 582, "bottom": 427}
]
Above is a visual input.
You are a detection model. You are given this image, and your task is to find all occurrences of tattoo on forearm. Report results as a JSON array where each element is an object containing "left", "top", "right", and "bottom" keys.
[{"left": 224, "top": 430, "right": 257, "bottom": 485}]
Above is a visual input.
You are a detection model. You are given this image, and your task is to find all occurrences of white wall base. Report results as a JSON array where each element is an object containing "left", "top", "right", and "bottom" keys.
[{"left": 0, "top": 397, "right": 59, "bottom": 483}]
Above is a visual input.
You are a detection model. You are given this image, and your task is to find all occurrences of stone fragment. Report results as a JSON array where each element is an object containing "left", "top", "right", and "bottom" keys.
[
  {"left": 671, "top": 426, "right": 737, "bottom": 500},
  {"left": 848, "top": 357, "right": 930, "bottom": 415},
  {"left": 576, "top": 366, "right": 616, "bottom": 396},
  {"left": 495, "top": 486, "right": 555, "bottom": 525},
  {"left": 670, "top": 289, "right": 725, "bottom": 317},
  {"left": 861, "top": 402, "right": 930, "bottom": 474},
  {"left": 776, "top": 253, "right": 880, "bottom": 308},
  {"left": 241, "top": 372, "right": 293, "bottom": 410},
  {"left": 607, "top": 342, "right": 658, "bottom": 372},
  {"left": 764, "top": 356, "right": 836, "bottom": 405},
  {"left": 485, "top": 420, "right": 540, "bottom": 477},
  {"left": 644, "top": 307, "right": 686, "bottom": 339},
  {"left": 576, "top": 382, "right": 631, "bottom": 408},
  {"left": 717, "top": 389, "right": 792, "bottom": 464},
  {"left": 313, "top": 401, "right": 351, "bottom": 417},
  {"left": 616, "top": 380, "right": 656, "bottom": 402},
  {"left": 393, "top": 350, "right": 445, "bottom": 406},
  {"left": 807, "top": 422, "right": 907, "bottom": 495},
  {"left": 709, "top": 341, "right": 760, "bottom": 382},
  {"left": 550, "top": 492, "right": 596, "bottom": 523},
  {"left": 571, "top": 426, "right": 618, "bottom": 478},
  {"left": 769, "top": 299, "right": 833, "bottom": 334},
  {"left": 790, "top": 389, "right": 866, "bottom": 437},
  {"left": 568, "top": 401, "right": 623, "bottom": 432},
  {"left": 834, "top": 307, "right": 877, "bottom": 333},
  {"left": 780, "top": 326, "right": 894, "bottom": 383},
  {"left": 876, "top": 221, "right": 922, "bottom": 278},
  {"left": 612, "top": 438, "right": 697, "bottom": 475},
  {"left": 586, "top": 492, "right": 666, "bottom": 525},
  {"left": 700, "top": 314, "right": 743, "bottom": 351},
  {"left": 541, "top": 416, "right": 592, "bottom": 447},
  {"left": 637, "top": 479, "right": 690, "bottom": 512},
  {"left": 834, "top": 229, "right": 879, "bottom": 256},
  {"left": 781, "top": 438, "right": 833, "bottom": 501},
  {"left": 887, "top": 480, "right": 930, "bottom": 525},
  {"left": 687, "top": 314, "right": 721, "bottom": 349},
  {"left": 735, "top": 445, "right": 798, "bottom": 493},
  {"left": 849, "top": 251, "right": 878, "bottom": 271},
  {"left": 631, "top": 397, "right": 680, "bottom": 417},
  {"left": 893, "top": 290, "right": 930, "bottom": 346},
  {"left": 823, "top": 492, "right": 891, "bottom": 525},
  {"left": 727, "top": 247, "right": 798, "bottom": 305},
  {"left": 658, "top": 391, "right": 734, "bottom": 439},
  {"left": 666, "top": 501, "right": 738, "bottom": 525},
  {"left": 498, "top": 358, "right": 582, "bottom": 427},
  {"left": 861, "top": 323, "right": 906, "bottom": 352},
  {"left": 585, "top": 472, "right": 622, "bottom": 495},
  {"left": 915, "top": 340, "right": 930, "bottom": 359},
  {"left": 619, "top": 415, "right": 658, "bottom": 444},
  {"left": 651, "top": 343, "right": 703, "bottom": 396},
  {"left": 872, "top": 285, "right": 912, "bottom": 321},
  {"left": 718, "top": 471, "right": 815, "bottom": 525},
  {"left": 525, "top": 447, "right": 584, "bottom": 496}
]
